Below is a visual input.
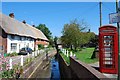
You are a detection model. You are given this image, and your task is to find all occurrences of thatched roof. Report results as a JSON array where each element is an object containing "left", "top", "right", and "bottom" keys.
[{"left": 0, "top": 12, "right": 48, "bottom": 41}]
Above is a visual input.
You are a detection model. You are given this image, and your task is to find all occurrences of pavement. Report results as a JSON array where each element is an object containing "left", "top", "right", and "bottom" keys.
[
  {"left": 89, "top": 61, "right": 99, "bottom": 68},
  {"left": 89, "top": 62, "right": 118, "bottom": 79}
]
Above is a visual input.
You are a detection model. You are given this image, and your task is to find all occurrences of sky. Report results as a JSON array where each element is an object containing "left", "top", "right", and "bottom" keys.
[{"left": 1, "top": 2, "right": 117, "bottom": 37}]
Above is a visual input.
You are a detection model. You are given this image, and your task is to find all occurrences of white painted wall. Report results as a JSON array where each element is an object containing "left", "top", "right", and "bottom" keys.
[{"left": 7, "top": 35, "right": 35, "bottom": 53}]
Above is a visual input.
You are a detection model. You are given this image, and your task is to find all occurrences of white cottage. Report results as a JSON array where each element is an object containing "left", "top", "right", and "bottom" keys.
[{"left": 0, "top": 13, "right": 48, "bottom": 54}]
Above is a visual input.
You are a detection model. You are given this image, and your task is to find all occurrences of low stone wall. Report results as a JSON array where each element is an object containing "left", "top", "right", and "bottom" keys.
[
  {"left": 58, "top": 54, "right": 109, "bottom": 79},
  {"left": 21, "top": 54, "right": 45, "bottom": 78},
  {"left": 21, "top": 50, "right": 57, "bottom": 78},
  {"left": 58, "top": 54, "right": 71, "bottom": 79},
  {"left": 70, "top": 57, "right": 107, "bottom": 79}
]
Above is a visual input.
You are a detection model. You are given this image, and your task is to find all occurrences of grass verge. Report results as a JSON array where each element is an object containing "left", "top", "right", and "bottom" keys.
[{"left": 60, "top": 48, "right": 98, "bottom": 64}]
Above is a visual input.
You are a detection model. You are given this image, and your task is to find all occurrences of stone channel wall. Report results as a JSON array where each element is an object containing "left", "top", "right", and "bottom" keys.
[
  {"left": 21, "top": 54, "right": 45, "bottom": 78},
  {"left": 58, "top": 53, "right": 109, "bottom": 80},
  {"left": 58, "top": 53, "right": 71, "bottom": 79},
  {"left": 21, "top": 49, "right": 56, "bottom": 78}
]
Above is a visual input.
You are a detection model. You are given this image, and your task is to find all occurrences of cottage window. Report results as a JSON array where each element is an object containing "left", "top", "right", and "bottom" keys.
[
  {"left": 20, "top": 37, "right": 22, "bottom": 40},
  {"left": 21, "top": 37, "right": 25, "bottom": 40},
  {"left": 11, "top": 43, "right": 17, "bottom": 51},
  {"left": 30, "top": 38, "right": 33, "bottom": 41},
  {"left": 11, "top": 35, "right": 15, "bottom": 39}
]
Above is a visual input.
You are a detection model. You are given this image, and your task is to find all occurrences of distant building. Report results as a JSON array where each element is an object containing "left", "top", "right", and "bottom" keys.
[
  {"left": 36, "top": 40, "right": 49, "bottom": 48},
  {"left": 57, "top": 38, "right": 62, "bottom": 49},
  {"left": 0, "top": 13, "right": 48, "bottom": 54}
]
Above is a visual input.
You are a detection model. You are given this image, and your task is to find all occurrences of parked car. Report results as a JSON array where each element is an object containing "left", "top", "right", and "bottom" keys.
[{"left": 18, "top": 47, "right": 33, "bottom": 55}]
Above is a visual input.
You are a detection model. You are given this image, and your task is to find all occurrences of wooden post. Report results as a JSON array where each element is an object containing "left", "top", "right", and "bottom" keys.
[
  {"left": 21, "top": 55, "right": 23, "bottom": 66},
  {"left": 70, "top": 51, "right": 73, "bottom": 57},
  {"left": 32, "top": 52, "right": 34, "bottom": 57},
  {"left": 9, "top": 58, "right": 12, "bottom": 69},
  {"left": 99, "top": 1, "right": 102, "bottom": 27}
]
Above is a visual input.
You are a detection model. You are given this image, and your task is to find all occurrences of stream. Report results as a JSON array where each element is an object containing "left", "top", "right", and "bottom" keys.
[{"left": 50, "top": 57, "right": 60, "bottom": 80}]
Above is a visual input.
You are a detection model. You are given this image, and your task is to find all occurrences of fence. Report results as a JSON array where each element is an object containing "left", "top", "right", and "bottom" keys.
[
  {"left": 0, "top": 49, "right": 45, "bottom": 74},
  {"left": 1, "top": 48, "right": 55, "bottom": 78}
]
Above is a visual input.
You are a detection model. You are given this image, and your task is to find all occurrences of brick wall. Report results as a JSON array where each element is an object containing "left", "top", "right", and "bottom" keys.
[{"left": 0, "top": 27, "right": 7, "bottom": 53}]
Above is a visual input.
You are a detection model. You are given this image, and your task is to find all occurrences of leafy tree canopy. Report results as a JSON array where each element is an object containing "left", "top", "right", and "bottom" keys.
[
  {"left": 61, "top": 19, "right": 96, "bottom": 50},
  {"left": 36, "top": 24, "right": 54, "bottom": 46},
  {"left": 36, "top": 24, "right": 52, "bottom": 40}
]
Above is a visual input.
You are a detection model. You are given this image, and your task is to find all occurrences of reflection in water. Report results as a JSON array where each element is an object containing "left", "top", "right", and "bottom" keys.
[{"left": 51, "top": 58, "right": 60, "bottom": 80}]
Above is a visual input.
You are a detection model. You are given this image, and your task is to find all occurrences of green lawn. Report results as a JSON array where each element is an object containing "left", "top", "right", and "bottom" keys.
[
  {"left": 60, "top": 48, "right": 98, "bottom": 64},
  {"left": 75, "top": 48, "right": 98, "bottom": 64}
]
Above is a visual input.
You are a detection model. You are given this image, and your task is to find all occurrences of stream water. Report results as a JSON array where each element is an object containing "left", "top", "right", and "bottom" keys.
[{"left": 50, "top": 57, "right": 60, "bottom": 80}]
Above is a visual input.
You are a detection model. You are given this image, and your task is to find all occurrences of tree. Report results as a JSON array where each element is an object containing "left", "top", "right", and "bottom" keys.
[
  {"left": 36, "top": 24, "right": 52, "bottom": 40},
  {"left": 36, "top": 24, "right": 53, "bottom": 46},
  {"left": 81, "top": 32, "right": 96, "bottom": 47},
  {"left": 61, "top": 20, "right": 83, "bottom": 50},
  {"left": 61, "top": 19, "right": 96, "bottom": 50}
]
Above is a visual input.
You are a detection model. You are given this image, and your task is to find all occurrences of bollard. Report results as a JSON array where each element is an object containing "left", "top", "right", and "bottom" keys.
[
  {"left": 36, "top": 51, "right": 37, "bottom": 56},
  {"left": 70, "top": 51, "right": 73, "bottom": 57},
  {"left": 73, "top": 54, "right": 76, "bottom": 59},
  {"left": 32, "top": 52, "right": 34, "bottom": 57},
  {"left": 64, "top": 49, "right": 66, "bottom": 55},
  {"left": 38, "top": 50, "right": 39, "bottom": 55},
  {"left": 28, "top": 53, "right": 30, "bottom": 57},
  {"left": 73, "top": 54, "right": 75, "bottom": 57},
  {"left": 9, "top": 58, "right": 12, "bottom": 69},
  {"left": 21, "top": 55, "right": 23, "bottom": 66}
]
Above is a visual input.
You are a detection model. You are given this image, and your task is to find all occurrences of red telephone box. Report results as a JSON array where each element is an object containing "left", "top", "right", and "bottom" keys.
[{"left": 99, "top": 25, "right": 118, "bottom": 74}]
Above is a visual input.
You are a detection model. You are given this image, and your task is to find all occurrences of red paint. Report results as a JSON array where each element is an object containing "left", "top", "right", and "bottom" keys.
[{"left": 99, "top": 25, "right": 118, "bottom": 74}]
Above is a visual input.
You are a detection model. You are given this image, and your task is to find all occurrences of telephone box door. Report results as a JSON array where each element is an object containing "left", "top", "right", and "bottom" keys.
[{"left": 99, "top": 25, "right": 118, "bottom": 74}]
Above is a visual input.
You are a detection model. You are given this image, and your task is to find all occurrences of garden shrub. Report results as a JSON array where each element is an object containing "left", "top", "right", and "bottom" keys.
[
  {"left": 6, "top": 52, "right": 18, "bottom": 57},
  {"left": 38, "top": 44, "right": 44, "bottom": 49}
]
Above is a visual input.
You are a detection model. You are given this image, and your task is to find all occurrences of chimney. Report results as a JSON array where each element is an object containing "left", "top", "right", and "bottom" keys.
[
  {"left": 9, "top": 13, "right": 14, "bottom": 18},
  {"left": 22, "top": 20, "right": 26, "bottom": 24},
  {"left": 32, "top": 25, "right": 35, "bottom": 27},
  {"left": 88, "top": 29, "right": 90, "bottom": 33}
]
